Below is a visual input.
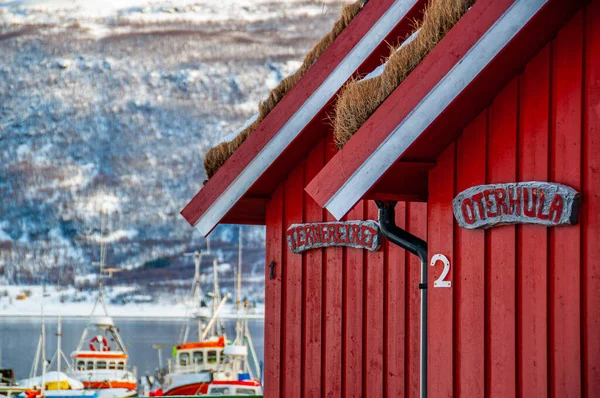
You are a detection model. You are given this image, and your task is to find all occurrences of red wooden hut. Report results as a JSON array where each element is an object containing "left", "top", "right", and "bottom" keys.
[{"left": 182, "top": 0, "right": 599, "bottom": 396}]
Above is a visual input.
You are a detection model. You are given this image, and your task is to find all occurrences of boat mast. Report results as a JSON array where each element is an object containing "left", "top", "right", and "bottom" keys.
[
  {"left": 211, "top": 259, "right": 221, "bottom": 338},
  {"left": 77, "top": 211, "right": 129, "bottom": 355},
  {"left": 201, "top": 293, "right": 230, "bottom": 340},
  {"left": 195, "top": 251, "right": 202, "bottom": 342},
  {"left": 235, "top": 227, "right": 244, "bottom": 345},
  {"left": 237, "top": 227, "right": 242, "bottom": 312},
  {"left": 57, "top": 315, "right": 61, "bottom": 391},
  {"left": 41, "top": 308, "right": 46, "bottom": 396},
  {"left": 93, "top": 210, "right": 110, "bottom": 316},
  {"left": 181, "top": 236, "right": 210, "bottom": 343},
  {"left": 30, "top": 329, "right": 42, "bottom": 383},
  {"left": 245, "top": 322, "right": 261, "bottom": 381}
]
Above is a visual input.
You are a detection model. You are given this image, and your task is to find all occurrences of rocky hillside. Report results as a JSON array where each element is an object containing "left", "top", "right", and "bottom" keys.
[{"left": 0, "top": 0, "right": 349, "bottom": 287}]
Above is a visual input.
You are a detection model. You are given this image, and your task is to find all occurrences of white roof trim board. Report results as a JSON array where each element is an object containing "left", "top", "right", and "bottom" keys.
[
  {"left": 324, "top": 0, "right": 548, "bottom": 220},
  {"left": 194, "top": 0, "right": 419, "bottom": 236}
]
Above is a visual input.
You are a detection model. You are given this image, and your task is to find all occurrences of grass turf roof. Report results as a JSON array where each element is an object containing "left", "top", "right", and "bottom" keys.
[
  {"left": 333, "top": 0, "right": 477, "bottom": 148},
  {"left": 203, "top": 0, "right": 364, "bottom": 179}
]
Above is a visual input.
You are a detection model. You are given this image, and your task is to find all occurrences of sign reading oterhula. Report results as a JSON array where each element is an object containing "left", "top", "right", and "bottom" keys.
[
  {"left": 286, "top": 221, "right": 381, "bottom": 253},
  {"left": 453, "top": 181, "right": 581, "bottom": 229}
]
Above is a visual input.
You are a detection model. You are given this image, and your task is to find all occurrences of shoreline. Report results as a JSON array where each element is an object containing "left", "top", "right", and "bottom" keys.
[
  {"left": 0, "top": 313, "right": 264, "bottom": 320},
  {"left": 0, "top": 314, "right": 189, "bottom": 320}
]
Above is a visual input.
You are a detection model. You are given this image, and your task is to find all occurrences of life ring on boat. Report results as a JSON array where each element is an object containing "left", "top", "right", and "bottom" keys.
[{"left": 89, "top": 335, "right": 110, "bottom": 351}]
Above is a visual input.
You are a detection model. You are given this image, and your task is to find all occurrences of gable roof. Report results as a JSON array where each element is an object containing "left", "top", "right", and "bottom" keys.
[
  {"left": 181, "top": 0, "right": 426, "bottom": 235},
  {"left": 305, "top": 0, "right": 588, "bottom": 220}
]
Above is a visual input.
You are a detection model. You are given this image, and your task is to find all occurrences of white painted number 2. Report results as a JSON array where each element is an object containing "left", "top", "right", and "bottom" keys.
[{"left": 430, "top": 254, "right": 451, "bottom": 288}]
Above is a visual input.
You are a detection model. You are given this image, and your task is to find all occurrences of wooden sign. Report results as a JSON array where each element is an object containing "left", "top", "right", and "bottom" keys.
[
  {"left": 286, "top": 221, "right": 381, "bottom": 253},
  {"left": 453, "top": 181, "right": 581, "bottom": 229}
]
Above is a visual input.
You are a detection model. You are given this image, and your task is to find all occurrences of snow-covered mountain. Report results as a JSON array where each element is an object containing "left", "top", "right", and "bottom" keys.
[{"left": 0, "top": 0, "right": 348, "bottom": 290}]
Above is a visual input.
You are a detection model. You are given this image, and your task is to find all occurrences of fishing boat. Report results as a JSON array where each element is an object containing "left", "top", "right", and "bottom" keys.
[
  {"left": 69, "top": 314, "right": 137, "bottom": 397},
  {"left": 153, "top": 230, "right": 262, "bottom": 396},
  {"left": 157, "top": 240, "right": 232, "bottom": 396},
  {"left": 204, "top": 230, "right": 262, "bottom": 395},
  {"left": 68, "top": 217, "right": 137, "bottom": 398},
  {"left": 18, "top": 312, "right": 97, "bottom": 398}
]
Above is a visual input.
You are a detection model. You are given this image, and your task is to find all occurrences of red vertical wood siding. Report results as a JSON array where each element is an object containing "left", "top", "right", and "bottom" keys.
[
  {"left": 282, "top": 162, "right": 304, "bottom": 398},
  {"left": 343, "top": 202, "right": 364, "bottom": 398},
  {"left": 385, "top": 202, "right": 406, "bottom": 397},
  {"left": 518, "top": 44, "right": 551, "bottom": 398},
  {"left": 452, "top": 109, "right": 487, "bottom": 397},
  {"left": 264, "top": 185, "right": 284, "bottom": 398},
  {"left": 455, "top": 112, "right": 487, "bottom": 398},
  {"left": 323, "top": 134, "right": 343, "bottom": 398},
  {"left": 303, "top": 141, "right": 325, "bottom": 398},
  {"left": 265, "top": 133, "right": 426, "bottom": 397},
  {"left": 583, "top": 3, "right": 600, "bottom": 396},
  {"left": 427, "top": 143, "right": 455, "bottom": 398},
  {"left": 406, "top": 202, "right": 427, "bottom": 398},
  {"left": 427, "top": 7, "right": 599, "bottom": 397},
  {"left": 364, "top": 201, "right": 384, "bottom": 398},
  {"left": 550, "top": 12, "right": 583, "bottom": 398},
  {"left": 487, "top": 78, "right": 518, "bottom": 398}
]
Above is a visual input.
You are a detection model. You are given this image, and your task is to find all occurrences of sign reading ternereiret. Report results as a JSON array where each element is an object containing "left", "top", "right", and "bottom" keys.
[
  {"left": 286, "top": 221, "right": 381, "bottom": 253},
  {"left": 453, "top": 181, "right": 581, "bottom": 229}
]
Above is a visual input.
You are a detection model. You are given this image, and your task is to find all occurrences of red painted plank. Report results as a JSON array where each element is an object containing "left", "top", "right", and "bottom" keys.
[
  {"left": 550, "top": 12, "right": 583, "bottom": 397},
  {"left": 427, "top": 143, "right": 455, "bottom": 398},
  {"left": 407, "top": 202, "right": 427, "bottom": 398},
  {"left": 385, "top": 202, "right": 406, "bottom": 397},
  {"left": 302, "top": 141, "right": 325, "bottom": 398},
  {"left": 487, "top": 78, "right": 518, "bottom": 398},
  {"left": 264, "top": 185, "right": 284, "bottom": 398},
  {"left": 282, "top": 162, "right": 305, "bottom": 398},
  {"left": 517, "top": 45, "right": 551, "bottom": 398},
  {"left": 181, "top": 0, "right": 422, "bottom": 227},
  {"left": 455, "top": 111, "right": 486, "bottom": 398},
  {"left": 583, "top": 4, "right": 600, "bottom": 396},
  {"left": 364, "top": 201, "right": 384, "bottom": 398},
  {"left": 323, "top": 133, "right": 343, "bottom": 398},
  {"left": 343, "top": 201, "right": 364, "bottom": 398}
]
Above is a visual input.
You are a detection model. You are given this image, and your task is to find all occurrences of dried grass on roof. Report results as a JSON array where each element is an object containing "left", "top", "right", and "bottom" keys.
[
  {"left": 203, "top": 0, "right": 364, "bottom": 179},
  {"left": 334, "top": 0, "right": 477, "bottom": 148}
]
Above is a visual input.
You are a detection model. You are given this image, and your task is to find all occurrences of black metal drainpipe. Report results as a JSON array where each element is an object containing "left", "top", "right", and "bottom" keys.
[{"left": 375, "top": 200, "right": 428, "bottom": 398}]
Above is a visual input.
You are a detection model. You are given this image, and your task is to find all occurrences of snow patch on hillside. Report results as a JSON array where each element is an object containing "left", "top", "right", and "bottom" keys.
[
  {"left": 0, "top": 0, "right": 337, "bottom": 35},
  {"left": 89, "top": 229, "right": 139, "bottom": 243},
  {"left": 79, "top": 193, "right": 122, "bottom": 217}
]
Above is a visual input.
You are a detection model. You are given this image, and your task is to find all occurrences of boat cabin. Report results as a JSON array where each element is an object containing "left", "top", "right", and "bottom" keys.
[
  {"left": 171, "top": 336, "right": 226, "bottom": 373},
  {"left": 70, "top": 315, "right": 137, "bottom": 392},
  {"left": 74, "top": 356, "right": 128, "bottom": 372},
  {"left": 183, "top": 0, "right": 600, "bottom": 396},
  {"left": 206, "top": 380, "right": 262, "bottom": 396}
]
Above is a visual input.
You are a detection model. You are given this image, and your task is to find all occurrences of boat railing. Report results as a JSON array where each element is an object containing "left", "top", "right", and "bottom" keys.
[
  {"left": 72, "top": 368, "right": 135, "bottom": 381},
  {"left": 166, "top": 358, "right": 219, "bottom": 375}
]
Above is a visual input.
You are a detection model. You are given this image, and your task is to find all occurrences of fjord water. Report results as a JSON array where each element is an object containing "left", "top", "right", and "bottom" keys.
[{"left": 0, "top": 317, "right": 265, "bottom": 381}]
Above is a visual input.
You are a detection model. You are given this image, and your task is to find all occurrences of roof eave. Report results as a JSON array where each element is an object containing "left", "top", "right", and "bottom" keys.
[{"left": 306, "top": 0, "right": 587, "bottom": 220}]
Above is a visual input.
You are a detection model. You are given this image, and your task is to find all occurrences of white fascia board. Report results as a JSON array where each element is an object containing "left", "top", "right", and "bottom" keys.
[
  {"left": 194, "top": 0, "right": 419, "bottom": 236},
  {"left": 325, "top": 0, "right": 548, "bottom": 220}
]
